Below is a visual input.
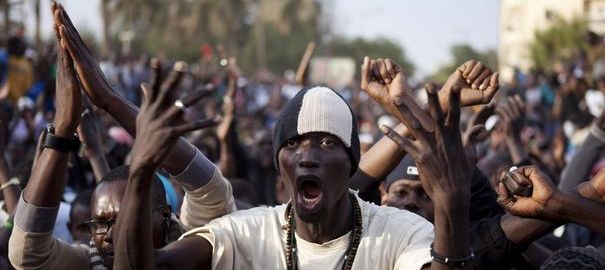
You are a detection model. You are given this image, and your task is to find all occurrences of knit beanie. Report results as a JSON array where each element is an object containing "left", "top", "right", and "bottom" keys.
[
  {"left": 384, "top": 154, "right": 419, "bottom": 191},
  {"left": 540, "top": 246, "right": 605, "bottom": 270},
  {"left": 273, "top": 86, "right": 360, "bottom": 176}
]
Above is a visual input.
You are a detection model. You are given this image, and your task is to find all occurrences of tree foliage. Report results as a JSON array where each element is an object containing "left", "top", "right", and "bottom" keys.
[
  {"left": 429, "top": 44, "right": 497, "bottom": 83},
  {"left": 329, "top": 37, "right": 414, "bottom": 77},
  {"left": 529, "top": 17, "right": 588, "bottom": 72}
]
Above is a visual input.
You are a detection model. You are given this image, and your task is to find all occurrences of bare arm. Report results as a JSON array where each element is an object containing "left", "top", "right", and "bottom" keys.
[
  {"left": 78, "top": 109, "right": 110, "bottom": 182},
  {"left": 498, "top": 166, "right": 605, "bottom": 236},
  {"left": 364, "top": 58, "right": 474, "bottom": 269},
  {"left": 113, "top": 61, "right": 217, "bottom": 269},
  {"left": 216, "top": 57, "right": 239, "bottom": 178},
  {"left": 496, "top": 95, "right": 528, "bottom": 164},
  {"left": 358, "top": 60, "right": 498, "bottom": 180},
  {"left": 55, "top": 5, "right": 196, "bottom": 176}
]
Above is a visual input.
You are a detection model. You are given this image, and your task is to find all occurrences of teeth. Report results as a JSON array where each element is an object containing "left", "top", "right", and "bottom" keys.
[{"left": 303, "top": 196, "right": 318, "bottom": 203}]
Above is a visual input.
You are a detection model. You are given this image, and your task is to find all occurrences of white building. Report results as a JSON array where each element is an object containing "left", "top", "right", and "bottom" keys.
[{"left": 499, "top": 0, "right": 605, "bottom": 81}]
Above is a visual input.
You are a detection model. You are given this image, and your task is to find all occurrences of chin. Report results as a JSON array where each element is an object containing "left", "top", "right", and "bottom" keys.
[{"left": 295, "top": 203, "right": 327, "bottom": 223}]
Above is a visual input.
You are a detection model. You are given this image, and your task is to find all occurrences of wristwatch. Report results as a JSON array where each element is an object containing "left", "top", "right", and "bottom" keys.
[{"left": 44, "top": 123, "right": 81, "bottom": 153}]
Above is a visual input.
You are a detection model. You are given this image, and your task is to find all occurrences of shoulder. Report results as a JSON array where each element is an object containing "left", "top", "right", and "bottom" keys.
[
  {"left": 360, "top": 199, "right": 432, "bottom": 231},
  {"left": 183, "top": 205, "right": 287, "bottom": 237}
]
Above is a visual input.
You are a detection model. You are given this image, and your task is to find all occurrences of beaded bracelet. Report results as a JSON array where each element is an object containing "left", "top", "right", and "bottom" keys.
[{"left": 430, "top": 243, "right": 475, "bottom": 268}]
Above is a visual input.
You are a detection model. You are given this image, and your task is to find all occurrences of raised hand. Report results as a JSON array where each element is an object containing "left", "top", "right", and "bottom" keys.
[
  {"left": 380, "top": 82, "right": 474, "bottom": 263},
  {"left": 579, "top": 169, "right": 605, "bottom": 204},
  {"left": 129, "top": 60, "right": 218, "bottom": 172},
  {"left": 496, "top": 95, "right": 525, "bottom": 137},
  {"left": 463, "top": 124, "right": 489, "bottom": 167},
  {"left": 52, "top": 2, "right": 115, "bottom": 109},
  {"left": 497, "top": 166, "right": 558, "bottom": 218},
  {"left": 54, "top": 24, "right": 82, "bottom": 137},
  {"left": 361, "top": 57, "right": 434, "bottom": 132},
  {"left": 380, "top": 83, "right": 471, "bottom": 202},
  {"left": 216, "top": 57, "right": 239, "bottom": 143},
  {"left": 440, "top": 60, "right": 499, "bottom": 109}
]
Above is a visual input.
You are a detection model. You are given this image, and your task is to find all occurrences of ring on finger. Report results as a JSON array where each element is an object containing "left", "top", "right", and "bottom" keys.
[{"left": 174, "top": 100, "right": 186, "bottom": 110}]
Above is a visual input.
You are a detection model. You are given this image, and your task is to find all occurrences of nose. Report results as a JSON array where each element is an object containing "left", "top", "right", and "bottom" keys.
[
  {"left": 297, "top": 141, "right": 320, "bottom": 169},
  {"left": 401, "top": 193, "right": 421, "bottom": 213},
  {"left": 104, "top": 226, "right": 114, "bottom": 244}
]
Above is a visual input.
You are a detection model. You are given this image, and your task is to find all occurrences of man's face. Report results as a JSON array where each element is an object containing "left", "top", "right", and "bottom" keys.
[
  {"left": 382, "top": 179, "right": 434, "bottom": 222},
  {"left": 90, "top": 181, "right": 167, "bottom": 269},
  {"left": 278, "top": 132, "right": 351, "bottom": 223},
  {"left": 68, "top": 203, "right": 92, "bottom": 244}
]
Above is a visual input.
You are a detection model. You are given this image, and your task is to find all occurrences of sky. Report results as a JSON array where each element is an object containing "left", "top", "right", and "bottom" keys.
[{"left": 21, "top": 0, "right": 500, "bottom": 77}]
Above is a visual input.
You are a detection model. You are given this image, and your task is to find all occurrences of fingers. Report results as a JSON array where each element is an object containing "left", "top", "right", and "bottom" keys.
[
  {"left": 173, "top": 116, "right": 221, "bottom": 134},
  {"left": 483, "top": 72, "right": 500, "bottom": 101},
  {"left": 514, "top": 165, "right": 554, "bottom": 191},
  {"left": 474, "top": 69, "right": 492, "bottom": 90},
  {"left": 140, "top": 83, "right": 151, "bottom": 106},
  {"left": 376, "top": 59, "right": 392, "bottom": 84},
  {"left": 426, "top": 83, "right": 444, "bottom": 125},
  {"left": 463, "top": 124, "right": 488, "bottom": 147},
  {"left": 156, "top": 62, "right": 187, "bottom": 107},
  {"left": 370, "top": 59, "right": 385, "bottom": 85},
  {"left": 466, "top": 62, "right": 485, "bottom": 85},
  {"left": 445, "top": 84, "right": 461, "bottom": 129},
  {"left": 184, "top": 86, "right": 215, "bottom": 107},
  {"left": 496, "top": 181, "right": 516, "bottom": 207},
  {"left": 503, "top": 171, "right": 533, "bottom": 197},
  {"left": 384, "top": 59, "right": 399, "bottom": 80},
  {"left": 161, "top": 86, "right": 214, "bottom": 122},
  {"left": 461, "top": 60, "right": 477, "bottom": 79},
  {"left": 150, "top": 58, "right": 162, "bottom": 100},
  {"left": 379, "top": 125, "right": 417, "bottom": 155},
  {"left": 360, "top": 56, "right": 371, "bottom": 89},
  {"left": 394, "top": 94, "right": 434, "bottom": 138}
]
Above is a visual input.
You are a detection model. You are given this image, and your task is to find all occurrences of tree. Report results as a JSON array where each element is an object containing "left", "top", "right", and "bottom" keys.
[
  {"left": 429, "top": 44, "right": 497, "bottom": 83},
  {"left": 329, "top": 37, "right": 415, "bottom": 77},
  {"left": 529, "top": 17, "right": 587, "bottom": 72}
]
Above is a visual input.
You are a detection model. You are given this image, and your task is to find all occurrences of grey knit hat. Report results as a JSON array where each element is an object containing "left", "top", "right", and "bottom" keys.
[{"left": 273, "top": 86, "right": 360, "bottom": 176}]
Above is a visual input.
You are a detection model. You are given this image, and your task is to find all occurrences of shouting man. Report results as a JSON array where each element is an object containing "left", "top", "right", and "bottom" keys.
[{"left": 113, "top": 56, "right": 476, "bottom": 269}]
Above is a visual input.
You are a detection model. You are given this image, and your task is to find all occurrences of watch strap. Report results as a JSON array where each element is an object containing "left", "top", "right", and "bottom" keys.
[{"left": 44, "top": 131, "right": 80, "bottom": 153}]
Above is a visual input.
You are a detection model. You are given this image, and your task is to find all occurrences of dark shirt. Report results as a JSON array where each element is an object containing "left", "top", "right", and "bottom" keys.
[{"left": 350, "top": 168, "right": 525, "bottom": 269}]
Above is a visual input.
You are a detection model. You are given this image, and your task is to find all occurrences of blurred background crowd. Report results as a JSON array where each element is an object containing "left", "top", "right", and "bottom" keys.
[{"left": 1, "top": 0, "right": 605, "bottom": 269}]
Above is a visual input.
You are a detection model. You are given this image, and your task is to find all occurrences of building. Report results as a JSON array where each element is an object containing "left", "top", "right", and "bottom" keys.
[{"left": 499, "top": 0, "right": 605, "bottom": 82}]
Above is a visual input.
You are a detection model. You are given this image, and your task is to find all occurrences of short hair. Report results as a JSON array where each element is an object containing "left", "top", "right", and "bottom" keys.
[{"left": 97, "top": 166, "right": 167, "bottom": 207}]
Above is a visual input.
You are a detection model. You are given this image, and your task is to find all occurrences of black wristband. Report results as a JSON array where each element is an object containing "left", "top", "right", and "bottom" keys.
[
  {"left": 43, "top": 124, "right": 80, "bottom": 153},
  {"left": 430, "top": 243, "right": 475, "bottom": 268}
]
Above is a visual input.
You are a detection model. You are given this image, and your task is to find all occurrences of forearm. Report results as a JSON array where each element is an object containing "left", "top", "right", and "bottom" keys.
[
  {"left": 114, "top": 168, "right": 155, "bottom": 270},
  {"left": 0, "top": 159, "right": 18, "bottom": 213},
  {"left": 431, "top": 199, "right": 471, "bottom": 270},
  {"left": 359, "top": 123, "right": 407, "bottom": 179},
  {"left": 505, "top": 137, "right": 528, "bottom": 165},
  {"left": 218, "top": 141, "right": 236, "bottom": 178},
  {"left": 23, "top": 149, "right": 70, "bottom": 207},
  {"left": 559, "top": 125, "right": 605, "bottom": 191},
  {"left": 552, "top": 191, "right": 605, "bottom": 235},
  {"left": 86, "top": 151, "right": 110, "bottom": 182},
  {"left": 103, "top": 94, "right": 196, "bottom": 175},
  {"left": 499, "top": 214, "right": 557, "bottom": 245}
]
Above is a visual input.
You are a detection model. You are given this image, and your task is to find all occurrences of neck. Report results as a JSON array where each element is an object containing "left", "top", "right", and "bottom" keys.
[{"left": 294, "top": 191, "right": 353, "bottom": 244}]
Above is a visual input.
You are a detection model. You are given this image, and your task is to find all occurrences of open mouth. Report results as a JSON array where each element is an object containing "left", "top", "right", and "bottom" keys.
[{"left": 296, "top": 175, "right": 323, "bottom": 214}]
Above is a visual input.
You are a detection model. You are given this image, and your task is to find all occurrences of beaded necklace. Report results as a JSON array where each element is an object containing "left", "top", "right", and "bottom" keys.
[{"left": 284, "top": 193, "right": 363, "bottom": 270}]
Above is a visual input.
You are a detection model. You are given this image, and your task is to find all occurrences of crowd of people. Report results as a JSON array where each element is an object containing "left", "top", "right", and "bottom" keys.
[{"left": 0, "top": 2, "right": 604, "bottom": 269}]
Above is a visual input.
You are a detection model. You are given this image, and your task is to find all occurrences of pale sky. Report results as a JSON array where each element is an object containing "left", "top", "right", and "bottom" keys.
[{"left": 20, "top": 0, "right": 500, "bottom": 77}]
